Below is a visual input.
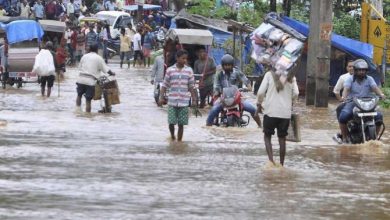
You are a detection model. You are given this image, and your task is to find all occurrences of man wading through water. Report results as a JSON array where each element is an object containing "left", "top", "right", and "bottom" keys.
[
  {"left": 256, "top": 69, "right": 299, "bottom": 166},
  {"left": 76, "top": 43, "right": 114, "bottom": 113},
  {"left": 158, "top": 49, "right": 197, "bottom": 141}
]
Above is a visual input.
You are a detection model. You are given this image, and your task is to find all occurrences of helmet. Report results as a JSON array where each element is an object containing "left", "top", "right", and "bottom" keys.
[
  {"left": 353, "top": 59, "right": 368, "bottom": 70},
  {"left": 221, "top": 54, "right": 234, "bottom": 66}
]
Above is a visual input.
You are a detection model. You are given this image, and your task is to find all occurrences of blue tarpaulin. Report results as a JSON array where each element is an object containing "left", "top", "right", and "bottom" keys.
[
  {"left": 123, "top": 4, "right": 161, "bottom": 11},
  {"left": 281, "top": 16, "right": 380, "bottom": 84},
  {"left": 0, "top": 20, "right": 44, "bottom": 44},
  {"left": 281, "top": 16, "right": 374, "bottom": 63}
]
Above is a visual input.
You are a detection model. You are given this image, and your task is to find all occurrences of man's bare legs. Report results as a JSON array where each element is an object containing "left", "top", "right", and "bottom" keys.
[
  {"left": 265, "top": 134, "right": 286, "bottom": 166},
  {"left": 169, "top": 124, "right": 184, "bottom": 141},
  {"left": 178, "top": 125, "right": 184, "bottom": 141},
  {"left": 264, "top": 134, "right": 275, "bottom": 165},
  {"left": 76, "top": 96, "right": 91, "bottom": 112},
  {"left": 278, "top": 137, "right": 286, "bottom": 166},
  {"left": 169, "top": 124, "right": 175, "bottom": 140}
]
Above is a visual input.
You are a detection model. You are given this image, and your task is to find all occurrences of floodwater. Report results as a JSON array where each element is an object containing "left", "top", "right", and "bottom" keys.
[{"left": 0, "top": 63, "right": 389, "bottom": 220}]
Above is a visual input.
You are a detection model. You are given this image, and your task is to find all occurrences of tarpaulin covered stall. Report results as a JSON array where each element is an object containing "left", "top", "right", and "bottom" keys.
[{"left": 280, "top": 16, "right": 379, "bottom": 85}]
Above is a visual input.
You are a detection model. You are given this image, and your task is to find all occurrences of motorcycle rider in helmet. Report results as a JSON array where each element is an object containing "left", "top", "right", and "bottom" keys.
[
  {"left": 336, "top": 59, "right": 386, "bottom": 143},
  {"left": 206, "top": 54, "right": 262, "bottom": 127}
]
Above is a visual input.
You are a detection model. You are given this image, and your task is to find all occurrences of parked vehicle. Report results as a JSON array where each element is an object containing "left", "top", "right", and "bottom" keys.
[
  {"left": 154, "top": 26, "right": 167, "bottom": 50},
  {"left": 106, "top": 36, "right": 120, "bottom": 59},
  {"left": 214, "top": 86, "right": 250, "bottom": 127},
  {"left": 0, "top": 20, "right": 43, "bottom": 89},
  {"left": 158, "top": 28, "right": 214, "bottom": 105},
  {"left": 347, "top": 96, "right": 385, "bottom": 144},
  {"left": 94, "top": 11, "right": 134, "bottom": 39}
]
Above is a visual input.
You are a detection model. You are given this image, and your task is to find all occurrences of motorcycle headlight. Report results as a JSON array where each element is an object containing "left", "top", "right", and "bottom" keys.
[
  {"left": 223, "top": 97, "right": 235, "bottom": 106},
  {"left": 355, "top": 97, "right": 378, "bottom": 111}
]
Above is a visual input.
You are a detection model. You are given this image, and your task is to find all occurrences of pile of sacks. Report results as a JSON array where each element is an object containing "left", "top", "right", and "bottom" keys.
[{"left": 251, "top": 20, "right": 305, "bottom": 79}]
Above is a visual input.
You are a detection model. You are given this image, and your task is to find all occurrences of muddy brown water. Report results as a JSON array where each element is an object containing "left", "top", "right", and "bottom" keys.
[{"left": 0, "top": 64, "right": 388, "bottom": 219}]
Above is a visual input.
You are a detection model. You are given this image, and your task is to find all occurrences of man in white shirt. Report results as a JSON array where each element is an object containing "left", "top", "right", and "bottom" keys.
[
  {"left": 76, "top": 43, "right": 114, "bottom": 112},
  {"left": 20, "top": 0, "right": 30, "bottom": 18},
  {"left": 67, "top": 0, "right": 75, "bottom": 21},
  {"left": 256, "top": 70, "right": 299, "bottom": 166},
  {"left": 333, "top": 60, "right": 354, "bottom": 102},
  {"left": 332, "top": 60, "right": 354, "bottom": 143},
  {"left": 132, "top": 27, "right": 143, "bottom": 67}
]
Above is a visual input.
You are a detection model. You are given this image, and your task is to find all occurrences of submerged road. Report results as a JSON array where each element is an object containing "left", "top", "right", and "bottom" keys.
[{"left": 0, "top": 63, "right": 389, "bottom": 219}]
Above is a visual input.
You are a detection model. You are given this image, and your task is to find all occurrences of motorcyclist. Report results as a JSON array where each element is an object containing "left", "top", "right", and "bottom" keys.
[
  {"left": 336, "top": 59, "right": 385, "bottom": 143},
  {"left": 206, "top": 54, "right": 262, "bottom": 127}
]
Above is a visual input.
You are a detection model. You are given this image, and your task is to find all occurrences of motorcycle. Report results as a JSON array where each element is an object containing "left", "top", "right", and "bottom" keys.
[
  {"left": 154, "top": 26, "right": 166, "bottom": 50},
  {"left": 346, "top": 96, "right": 385, "bottom": 144},
  {"left": 214, "top": 86, "right": 250, "bottom": 127},
  {"left": 106, "top": 36, "right": 120, "bottom": 59}
]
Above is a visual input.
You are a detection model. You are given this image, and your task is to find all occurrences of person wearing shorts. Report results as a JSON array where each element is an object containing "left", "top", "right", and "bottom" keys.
[
  {"left": 76, "top": 43, "right": 114, "bottom": 113},
  {"left": 40, "top": 75, "right": 55, "bottom": 95},
  {"left": 168, "top": 106, "right": 189, "bottom": 125},
  {"left": 158, "top": 49, "right": 197, "bottom": 141},
  {"left": 132, "top": 27, "right": 143, "bottom": 67},
  {"left": 76, "top": 83, "right": 95, "bottom": 101},
  {"left": 33, "top": 41, "right": 56, "bottom": 97},
  {"left": 256, "top": 70, "right": 299, "bottom": 166}
]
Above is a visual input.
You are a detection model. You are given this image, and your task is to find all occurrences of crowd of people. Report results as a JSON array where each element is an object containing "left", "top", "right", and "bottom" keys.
[
  {"left": 0, "top": 0, "right": 169, "bottom": 20},
  {"left": 1, "top": 0, "right": 170, "bottom": 71}
]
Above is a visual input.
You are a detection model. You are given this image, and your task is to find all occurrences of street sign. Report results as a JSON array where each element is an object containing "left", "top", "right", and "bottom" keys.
[{"left": 368, "top": 20, "right": 387, "bottom": 65}]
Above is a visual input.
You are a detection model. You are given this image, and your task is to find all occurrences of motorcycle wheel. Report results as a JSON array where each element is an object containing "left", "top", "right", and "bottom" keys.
[
  {"left": 1, "top": 76, "right": 5, "bottom": 89},
  {"left": 154, "top": 89, "right": 160, "bottom": 104},
  {"left": 366, "top": 126, "right": 377, "bottom": 141},
  {"left": 227, "top": 115, "right": 240, "bottom": 127}
]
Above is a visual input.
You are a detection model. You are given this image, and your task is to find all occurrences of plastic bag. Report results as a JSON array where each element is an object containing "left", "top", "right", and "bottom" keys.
[{"left": 32, "top": 49, "right": 55, "bottom": 76}]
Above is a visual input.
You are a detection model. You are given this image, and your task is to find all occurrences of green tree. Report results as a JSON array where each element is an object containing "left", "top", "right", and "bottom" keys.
[
  {"left": 333, "top": 13, "right": 361, "bottom": 39},
  {"left": 187, "top": 0, "right": 215, "bottom": 17}
]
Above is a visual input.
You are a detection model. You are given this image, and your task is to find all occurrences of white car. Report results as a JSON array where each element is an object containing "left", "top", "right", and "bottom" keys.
[{"left": 94, "top": 11, "right": 134, "bottom": 39}]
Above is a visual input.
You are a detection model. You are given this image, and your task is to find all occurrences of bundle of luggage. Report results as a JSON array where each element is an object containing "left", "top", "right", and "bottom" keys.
[{"left": 251, "top": 13, "right": 306, "bottom": 78}]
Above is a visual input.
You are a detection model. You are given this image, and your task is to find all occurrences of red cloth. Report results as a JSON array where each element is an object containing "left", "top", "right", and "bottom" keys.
[{"left": 56, "top": 47, "right": 67, "bottom": 65}]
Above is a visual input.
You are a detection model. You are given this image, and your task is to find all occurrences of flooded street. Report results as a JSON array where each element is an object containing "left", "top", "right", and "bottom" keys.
[{"left": 0, "top": 62, "right": 389, "bottom": 219}]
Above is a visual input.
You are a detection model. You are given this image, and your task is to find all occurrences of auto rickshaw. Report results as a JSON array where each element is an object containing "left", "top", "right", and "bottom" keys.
[
  {"left": 0, "top": 19, "right": 43, "bottom": 89},
  {"left": 154, "top": 28, "right": 214, "bottom": 105}
]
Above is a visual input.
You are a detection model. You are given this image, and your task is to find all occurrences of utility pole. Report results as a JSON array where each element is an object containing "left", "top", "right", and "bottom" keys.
[
  {"left": 305, "top": 0, "right": 320, "bottom": 105},
  {"left": 306, "top": 0, "right": 333, "bottom": 107},
  {"left": 315, "top": 0, "right": 332, "bottom": 107}
]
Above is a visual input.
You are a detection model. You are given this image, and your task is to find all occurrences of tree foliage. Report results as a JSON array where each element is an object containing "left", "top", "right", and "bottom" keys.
[
  {"left": 332, "top": 13, "right": 361, "bottom": 39},
  {"left": 187, "top": 0, "right": 214, "bottom": 17}
]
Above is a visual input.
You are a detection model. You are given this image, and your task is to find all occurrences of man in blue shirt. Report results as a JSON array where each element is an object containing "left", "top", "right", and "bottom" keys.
[
  {"left": 32, "top": 0, "right": 44, "bottom": 20},
  {"left": 337, "top": 59, "right": 386, "bottom": 143},
  {"left": 206, "top": 54, "right": 262, "bottom": 127}
]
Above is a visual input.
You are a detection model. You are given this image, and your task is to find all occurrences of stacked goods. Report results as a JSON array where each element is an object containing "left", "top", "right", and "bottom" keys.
[{"left": 251, "top": 13, "right": 306, "bottom": 80}]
